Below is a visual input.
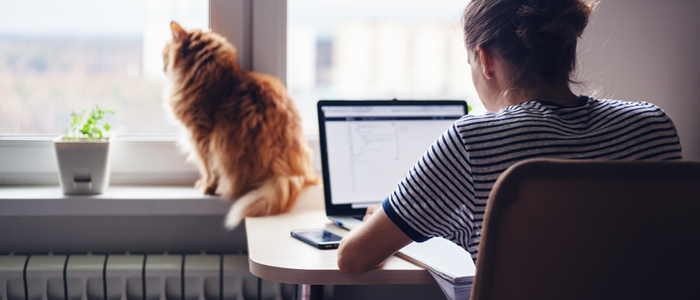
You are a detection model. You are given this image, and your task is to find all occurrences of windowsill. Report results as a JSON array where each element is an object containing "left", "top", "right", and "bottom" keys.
[
  {"left": 0, "top": 185, "right": 230, "bottom": 217},
  {"left": 0, "top": 135, "right": 321, "bottom": 186}
]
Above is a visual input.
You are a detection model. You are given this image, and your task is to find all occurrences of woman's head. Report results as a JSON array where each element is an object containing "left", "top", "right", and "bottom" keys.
[{"left": 463, "top": 0, "right": 597, "bottom": 91}]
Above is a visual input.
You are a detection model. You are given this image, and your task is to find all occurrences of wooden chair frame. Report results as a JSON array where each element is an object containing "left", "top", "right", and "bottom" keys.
[{"left": 471, "top": 159, "right": 700, "bottom": 300}]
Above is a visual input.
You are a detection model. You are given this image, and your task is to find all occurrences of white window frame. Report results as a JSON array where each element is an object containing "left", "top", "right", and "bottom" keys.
[{"left": 0, "top": 0, "right": 302, "bottom": 186}]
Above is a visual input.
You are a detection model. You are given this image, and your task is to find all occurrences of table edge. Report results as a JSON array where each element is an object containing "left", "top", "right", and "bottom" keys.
[{"left": 248, "top": 255, "right": 437, "bottom": 285}]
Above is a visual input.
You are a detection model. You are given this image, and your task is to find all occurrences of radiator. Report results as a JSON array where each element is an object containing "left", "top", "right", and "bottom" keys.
[{"left": 0, "top": 253, "right": 301, "bottom": 300}]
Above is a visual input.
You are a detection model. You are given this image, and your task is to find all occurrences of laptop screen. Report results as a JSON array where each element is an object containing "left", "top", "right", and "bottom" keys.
[{"left": 318, "top": 100, "right": 468, "bottom": 214}]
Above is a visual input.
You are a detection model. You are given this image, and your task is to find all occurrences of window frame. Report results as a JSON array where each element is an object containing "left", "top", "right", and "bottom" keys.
[{"left": 0, "top": 0, "right": 291, "bottom": 186}]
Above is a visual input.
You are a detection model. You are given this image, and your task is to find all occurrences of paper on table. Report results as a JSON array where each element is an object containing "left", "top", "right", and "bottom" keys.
[
  {"left": 396, "top": 238, "right": 476, "bottom": 300},
  {"left": 429, "top": 271, "right": 473, "bottom": 300},
  {"left": 396, "top": 237, "right": 476, "bottom": 283}
]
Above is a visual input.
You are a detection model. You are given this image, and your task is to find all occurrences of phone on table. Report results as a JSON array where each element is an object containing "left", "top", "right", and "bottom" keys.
[{"left": 291, "top": 229, "right": 343, "bottom": 249}]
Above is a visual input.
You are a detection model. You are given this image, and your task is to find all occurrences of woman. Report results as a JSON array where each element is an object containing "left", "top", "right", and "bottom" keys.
[{"left": 337, "top": 0, "right": 682, "bottom": 274}]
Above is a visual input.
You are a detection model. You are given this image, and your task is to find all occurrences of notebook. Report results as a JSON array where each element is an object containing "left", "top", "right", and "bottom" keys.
[{"left": 317, "top": 100, "right": 476, "bottom": 289}]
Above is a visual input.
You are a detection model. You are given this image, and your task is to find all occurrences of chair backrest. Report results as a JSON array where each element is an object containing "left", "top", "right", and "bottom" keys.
[{"left": 471, "top": 159, "right": 700, "bottom": 300}]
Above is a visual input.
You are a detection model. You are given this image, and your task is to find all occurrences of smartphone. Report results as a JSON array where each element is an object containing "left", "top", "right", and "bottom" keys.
[{"left": 291, "top": 229, "right": 343, "bottom": 249}]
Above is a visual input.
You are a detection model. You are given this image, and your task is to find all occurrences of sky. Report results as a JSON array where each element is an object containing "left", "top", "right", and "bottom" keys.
[
  {"left": 289, "top": 0, "right": 470, "bottom": 38},
  {"left": 0, "top": 0, "right": 208, "bottom": 38},
  {"left": 0, "top": 0, "right": 469, "bottom": 38}
]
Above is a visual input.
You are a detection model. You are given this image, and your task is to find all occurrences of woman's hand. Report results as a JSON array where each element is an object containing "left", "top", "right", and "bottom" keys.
[
  {"left": 337, "top": 205, "right": 413, "bottom": 274},
  {"left": 363, "top": 203, "right": 382, "bottom": 222}
]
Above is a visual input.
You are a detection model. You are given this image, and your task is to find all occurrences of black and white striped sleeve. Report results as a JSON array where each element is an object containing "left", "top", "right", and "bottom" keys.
[{"left": 382, "top": 121, "right": 476, "bottom": 248}]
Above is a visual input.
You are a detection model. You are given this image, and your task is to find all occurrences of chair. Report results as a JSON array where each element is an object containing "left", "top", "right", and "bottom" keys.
[{"left": 471, "top": 159, "right": 700, "bottom": 300}]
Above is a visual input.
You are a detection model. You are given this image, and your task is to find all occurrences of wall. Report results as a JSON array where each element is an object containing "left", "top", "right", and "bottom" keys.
[{"left": 576, "top": 0, "right": 700, "bottom": 160}]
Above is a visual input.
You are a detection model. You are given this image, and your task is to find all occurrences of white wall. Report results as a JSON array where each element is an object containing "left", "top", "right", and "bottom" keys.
[{"left": 576, "top": 0, "right": 700, "bottom": 160}]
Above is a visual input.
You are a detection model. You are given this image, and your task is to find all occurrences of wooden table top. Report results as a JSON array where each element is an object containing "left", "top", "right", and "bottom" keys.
[{"left": 245, "top": 185, "right": 436, "bottom": 285}]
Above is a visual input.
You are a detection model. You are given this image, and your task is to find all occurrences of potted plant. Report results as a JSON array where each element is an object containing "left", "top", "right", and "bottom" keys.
[{"left": 54, "top": 106, "right": 115, "bottom": 195}]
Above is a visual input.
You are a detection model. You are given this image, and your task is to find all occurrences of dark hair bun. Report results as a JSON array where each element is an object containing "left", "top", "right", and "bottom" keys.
[
  {"left": 516, "top": 0, "right": 595, "bottom": 50},
  {"left": 462, "top": 0, "right": 598, "bottom": 87}
]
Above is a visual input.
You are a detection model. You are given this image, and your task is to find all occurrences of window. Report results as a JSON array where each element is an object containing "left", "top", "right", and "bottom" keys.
[
  {"left": 0, "top": 0, "right": 208, "bottom": 135},
  {"left": 1, "top": 0, "right": 478, "bottom": 185},
  {"left": 0, "top": 0, "right": 292, "bottom": 185},
  {"left": 287, "top": 0, "right": 483, "bottom": 134}
]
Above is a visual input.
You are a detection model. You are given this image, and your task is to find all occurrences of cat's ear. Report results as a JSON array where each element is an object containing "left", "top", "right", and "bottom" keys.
[{"left": 171, "top": 21, "right": 187, "bottom": 42}]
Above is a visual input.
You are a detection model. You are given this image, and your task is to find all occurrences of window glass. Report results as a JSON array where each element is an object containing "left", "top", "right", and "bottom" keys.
[
  {"left": 287, "top": 0, "right": 484, "bottom": 134},
  {"left": 0, "top": 0, "right": 208, "bottom": 135}
]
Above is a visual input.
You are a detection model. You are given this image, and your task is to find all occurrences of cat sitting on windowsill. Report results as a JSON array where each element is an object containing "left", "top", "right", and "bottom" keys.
[{"left": 163, "top": 22, "right": 320, "bottom": 229}]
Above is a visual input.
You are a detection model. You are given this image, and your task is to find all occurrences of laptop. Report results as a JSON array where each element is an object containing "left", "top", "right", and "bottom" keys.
[{"left": 317, "top": 99, "right": 469, "bottom": 230}]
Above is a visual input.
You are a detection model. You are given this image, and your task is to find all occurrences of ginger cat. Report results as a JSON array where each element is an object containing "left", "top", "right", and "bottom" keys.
[{"left": 163, "top": 22, "right": 320, "bottom": 228}]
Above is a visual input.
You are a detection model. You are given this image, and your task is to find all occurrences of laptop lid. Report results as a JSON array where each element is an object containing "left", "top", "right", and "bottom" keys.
[{"left": 317, "top": 100, "right": 469, "bottom": 218}]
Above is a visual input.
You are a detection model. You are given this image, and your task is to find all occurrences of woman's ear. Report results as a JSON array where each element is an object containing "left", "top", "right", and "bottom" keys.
[{"left": 476, "top": 46, "right": 495, "bottom": 80}]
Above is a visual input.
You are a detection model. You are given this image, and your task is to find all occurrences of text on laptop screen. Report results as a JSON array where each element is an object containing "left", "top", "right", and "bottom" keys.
[{"left": 322, "top": 105, "right": 465, "bottom": 206}]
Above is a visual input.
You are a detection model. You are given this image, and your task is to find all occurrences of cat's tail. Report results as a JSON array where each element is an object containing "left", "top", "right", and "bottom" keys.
[{"left": 224, "top": 175, "right": 314, "bottom": 229}]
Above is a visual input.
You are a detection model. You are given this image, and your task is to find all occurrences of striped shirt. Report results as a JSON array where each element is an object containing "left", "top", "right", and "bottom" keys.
[{"left": 383, "top": 96, "right": 683, "bottom": 260}]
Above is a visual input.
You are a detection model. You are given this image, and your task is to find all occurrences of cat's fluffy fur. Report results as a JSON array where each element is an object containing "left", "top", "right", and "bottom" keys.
[{"left": 163, "top": 22, "right": 320, "bottom": 228}]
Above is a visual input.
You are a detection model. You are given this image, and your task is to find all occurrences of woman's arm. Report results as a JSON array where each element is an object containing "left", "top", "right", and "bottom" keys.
[{"left": 336, "top": 205, "right": 413, "bottom": 274}]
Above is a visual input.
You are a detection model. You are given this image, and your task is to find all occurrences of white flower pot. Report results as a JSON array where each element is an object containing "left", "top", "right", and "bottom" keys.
[{"left": 54, "top": 136, "right": 113, "bottom": 195}]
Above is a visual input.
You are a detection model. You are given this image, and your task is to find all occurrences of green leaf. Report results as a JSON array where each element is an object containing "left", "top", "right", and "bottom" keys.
[{"left": 65, "top": 105, "right": 114, "bottom": 139}]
